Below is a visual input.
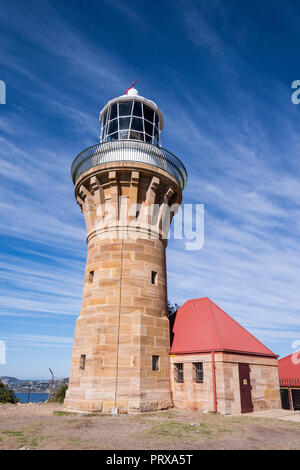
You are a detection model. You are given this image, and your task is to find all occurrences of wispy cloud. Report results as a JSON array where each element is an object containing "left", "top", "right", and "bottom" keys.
[
  {"left": 1, "top": 0, "right": 300, "bottom": 377},
  {"left": 2, "top": 333, "right": 73, "bottom": 348}
]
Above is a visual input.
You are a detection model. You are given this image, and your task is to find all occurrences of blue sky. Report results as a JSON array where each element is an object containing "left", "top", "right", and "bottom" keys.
[{"left": 1, "top": 0, "right": 300, "bottom": 379}]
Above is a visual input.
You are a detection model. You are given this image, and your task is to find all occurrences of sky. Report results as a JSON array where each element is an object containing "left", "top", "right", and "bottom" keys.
[{"left": 1, "top": 0, "right": 300, "bottom": 379}]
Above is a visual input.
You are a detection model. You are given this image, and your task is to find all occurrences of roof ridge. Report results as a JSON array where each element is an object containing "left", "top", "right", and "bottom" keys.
[{"left": 205, "top": 298, "right": 222, "bottom": 350}]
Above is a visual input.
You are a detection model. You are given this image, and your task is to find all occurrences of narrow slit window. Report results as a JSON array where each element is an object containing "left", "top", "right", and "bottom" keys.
[
  {"left": 174, "top": 363, "right": 184, "bottom": 383},
  {"left": 152, "top": 355, "right": 159, "bottom": 371},
  {"left": 80, "top": 354, "right": 86, "bottom": 370},
  {"left": 89, "top": 271, "right": 94, "bottom": 284},
  {"left": 151, "top": 271, "right": 157, "bottom": 285},
  {"left": 193, "top": 362, "right": 203, "bottom": 383}
]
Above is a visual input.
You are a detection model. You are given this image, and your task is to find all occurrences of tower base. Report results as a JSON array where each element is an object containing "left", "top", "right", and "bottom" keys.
[{"left": 64, "top": 398, "right": 173, "bottom": 414}]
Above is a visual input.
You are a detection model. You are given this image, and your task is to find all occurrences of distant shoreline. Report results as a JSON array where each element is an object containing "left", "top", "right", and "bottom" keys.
[{"left": 1, "top": 376, "right": 68, "bottom": 395}]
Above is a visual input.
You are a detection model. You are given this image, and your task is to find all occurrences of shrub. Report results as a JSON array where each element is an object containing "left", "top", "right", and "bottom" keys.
[
  {"left": 0, "top": 380, "right": 18, "bottom": 404},
  {"left": 53, "top": 384, "right": 68, "bottom": 403}
]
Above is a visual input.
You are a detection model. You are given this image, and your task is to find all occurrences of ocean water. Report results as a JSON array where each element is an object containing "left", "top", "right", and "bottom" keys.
[{"left": 15, "top": 392, "right": 49, "bottom": 403}]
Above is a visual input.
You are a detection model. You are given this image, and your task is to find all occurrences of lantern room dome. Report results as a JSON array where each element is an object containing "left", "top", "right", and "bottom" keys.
[{"left": 127, "top": 87, "right": 139, "bottom": 97}]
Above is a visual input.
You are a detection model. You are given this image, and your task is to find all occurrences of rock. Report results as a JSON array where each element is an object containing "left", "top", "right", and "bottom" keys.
[{"left": 140, "top": 401, "right": 158, "bottom": 412}]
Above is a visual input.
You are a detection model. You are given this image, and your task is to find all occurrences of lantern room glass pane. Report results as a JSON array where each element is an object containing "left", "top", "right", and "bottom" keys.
[
  {"left": 107, "top": 132, "right": 118, "bottom": 141},
  {"left": 144, "top": 105, "right": 154, "bottom": 123},
  {"left": 110, "top": 103, "right": 117, "bottom": 120},
  {"left": 119, "top": 117, "right": 130, "bottom": 130},
  {"left": 108, "top": 118, "right": 118, "bottom": 135},
  {"left": 145, "top": 133, "right": 152, "bottom": 143},
  {"left": 133, "top": 101, "right": 142, "bottom": 117},
  {"left": 119, "top": 101, "right": 133, "bottom": 116},
  {"left": 131, "top": 117, "right": 144, "bottom": 132},
  {"left": 102, "top": 112, "right": 107, "bottom": 127},
  {"left": 155, "top": 113, "right": 159, "bottom": 128},
  {"left": 144, "top": 120, "right": 153, "bottom": 136},
  {"left": 130, "top": 131, "right": 143, "bottom": 141},
  {"left": 119, "top": 130, "right": 129, "bottom": 139}
]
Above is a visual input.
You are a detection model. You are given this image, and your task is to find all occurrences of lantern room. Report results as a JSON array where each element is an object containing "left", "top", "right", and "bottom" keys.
[{"left": 99, "top": 87, "right": 164, "bottom": 146}]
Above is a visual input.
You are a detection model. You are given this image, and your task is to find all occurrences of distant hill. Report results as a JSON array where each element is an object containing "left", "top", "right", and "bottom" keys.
[
  {"left": 0, "top": 376, "right": 69, "bottom": 393},
  {"left": 1, "top": 376, "right": 21, "bottom": 383}
]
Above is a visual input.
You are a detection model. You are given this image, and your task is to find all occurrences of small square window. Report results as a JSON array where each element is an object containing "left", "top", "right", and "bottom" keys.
[
  {"left": 80, "top": 354, "right": 86, "bottom": 370},
  {"left": 89, "top": 271, "right": 94, "bottom": 284},
  {"left": 193, "top": 362, "right": 203, "bottom": 383},
  {"left": 174, "top": 363, "right": 184, "bottom": 383},
  {"left": 151, "top": 271, "right": 157, "bottom": 285},
  {"left": 152, "top": 355, "right": 159, "bottom": 371}
]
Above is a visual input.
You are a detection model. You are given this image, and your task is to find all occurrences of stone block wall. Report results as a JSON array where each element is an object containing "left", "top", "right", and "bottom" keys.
[
  {"left": 170, "top": 352, "right": 281, "bottom": 414},
  {"left": 64, "top": 163, "right": 181, "bottom": 413}
]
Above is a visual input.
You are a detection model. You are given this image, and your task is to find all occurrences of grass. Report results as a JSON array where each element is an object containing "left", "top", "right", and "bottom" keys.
[
  {"left": 2, "top": 430, "right": 24, "bottom": 437},
  {"left": 2, "top": 403, "right": 300, "bottom": 450},
  {"left": 66, "top": 418, "right": 93, "bottom": 428},
  {"left": 1, "top": 422, "right": 49, "bottom": 449},
  {"left": 1, "top": 429, "right": 43, "bottom": 448},
  {"left": 53, "top": 411, "right": 75, "bottom": 416},
  {"left": 148, "top": 420, "right": 213, "bottom": 439}
]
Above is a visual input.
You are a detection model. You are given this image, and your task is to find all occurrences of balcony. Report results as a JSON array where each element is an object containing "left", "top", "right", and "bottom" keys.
[{"left": 71, "top": 140, "right": 187, "bottom": 190}]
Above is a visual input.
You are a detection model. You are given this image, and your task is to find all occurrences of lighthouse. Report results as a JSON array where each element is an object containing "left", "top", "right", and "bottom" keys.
[{"left": 64, "top": 85, "right": 187, "bottom": 413}]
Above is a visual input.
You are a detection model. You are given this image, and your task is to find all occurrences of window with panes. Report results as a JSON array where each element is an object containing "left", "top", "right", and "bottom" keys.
[{"left": 174, "top": 363, "right": 184, "bottom": 383}]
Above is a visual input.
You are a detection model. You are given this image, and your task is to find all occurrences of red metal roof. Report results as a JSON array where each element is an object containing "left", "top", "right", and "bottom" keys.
[
  {"left": 170, "top": 297, "right": 277, "bottom": 358},
  {"left": 279, "top": 353, "right": 300, "bottom": 382}
]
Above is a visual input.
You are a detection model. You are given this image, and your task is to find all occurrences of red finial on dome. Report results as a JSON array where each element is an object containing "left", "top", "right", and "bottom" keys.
[{"left": 126, "top": 80, "right": 139, "bottom": 95}]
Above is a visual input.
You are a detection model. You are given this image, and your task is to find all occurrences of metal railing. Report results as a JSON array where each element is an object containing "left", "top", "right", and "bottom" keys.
[{"left": 71, "top": 140, "right": 187, "bottom": 189}]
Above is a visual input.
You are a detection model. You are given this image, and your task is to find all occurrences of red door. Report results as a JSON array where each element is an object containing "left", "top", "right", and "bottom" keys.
[{"left": 238, "top": 363, "right": 253, "bottom": 413}]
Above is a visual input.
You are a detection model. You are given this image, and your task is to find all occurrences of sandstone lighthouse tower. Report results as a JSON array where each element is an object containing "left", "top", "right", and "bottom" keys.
[{"left": 64, "top": 84, "right": 187, "bottom": 413}]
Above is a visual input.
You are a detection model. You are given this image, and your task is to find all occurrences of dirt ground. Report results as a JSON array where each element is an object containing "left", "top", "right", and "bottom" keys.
[{"left": 1, "top": 402, "right": 300, "bottom": 450}]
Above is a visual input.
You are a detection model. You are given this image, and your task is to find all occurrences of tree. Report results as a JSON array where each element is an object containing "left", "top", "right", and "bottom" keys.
[
  {"left": 168, "top": 301, "right": 179, "bottom": 318},
  {"left": 53, "top": 384, "right": 68, "bottom": 403},
  {"left": 0, "top": 380, "right": 18, "bottom": 404}
]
